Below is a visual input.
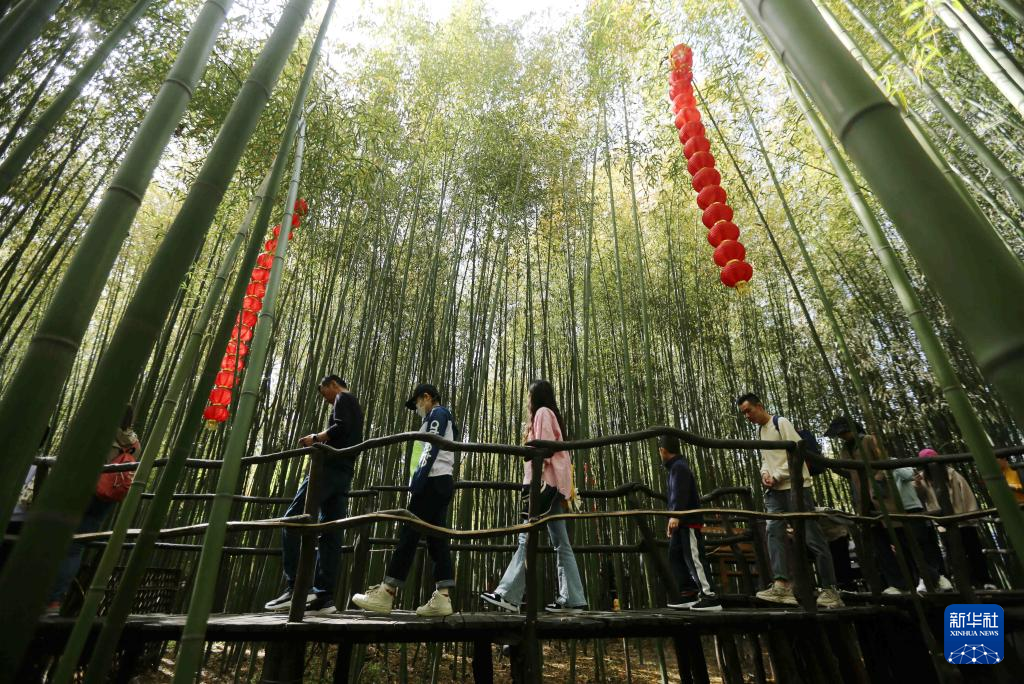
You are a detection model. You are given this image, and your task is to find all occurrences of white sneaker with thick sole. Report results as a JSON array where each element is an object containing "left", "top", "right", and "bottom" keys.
[
  {"left": 351, "top": 584, "right": 395, "bottom": 614},
  {"left": 755, "top": 584, "right": 798, "bottom": 605},
  {"left": 936, "top": 575, "right": 954, "bottom": 592},
  {"left": 816, "top": 588, "right": 845, "bottom": 609},
  {"left": 416, "top": 590, "right": 453, "bottom": 617},
  {"left": 882, "top": 586, "right": 903, "bottom": 595}
]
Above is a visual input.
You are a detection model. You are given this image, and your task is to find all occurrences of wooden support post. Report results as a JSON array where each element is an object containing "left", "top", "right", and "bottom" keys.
[
  {"left": 520, "top": 449, "right": 546, "bottom": 681},
  {"left": 332, "top": 643, "right": 353, "bottom": 684},
  {"left": 766, "top": 629, "right": 805, "bottom": 684},
  {"left": 670, "top": 634, "right": 696, "bottom": 684},
  {"left": 928, "top": 461, "right": 977, "bottom": 602},
  {"left": 716, "top": 633, "right": 743, "bottom": 684},
  {"left": 471, "top": 641, "right": 494, "bottom": 684},
  {"left": 113, "top": 635, "right": 145, "bottom": 684},
  {"left": 787, "top": 449, "right": 816, "bottom": 611},
  {"left": 747, "top": 633, "right": 768, "bottom": 684},
  {"left": 288, "top": 450, "right": 324, "bottom": 622},
  {"left": 826, "top": 623, "right": 869, "bottom": 684}
]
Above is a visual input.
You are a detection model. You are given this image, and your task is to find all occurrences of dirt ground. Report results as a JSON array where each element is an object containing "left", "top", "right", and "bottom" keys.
[{"left": 129, "top": 638, "right": 735, "bottom": 682}]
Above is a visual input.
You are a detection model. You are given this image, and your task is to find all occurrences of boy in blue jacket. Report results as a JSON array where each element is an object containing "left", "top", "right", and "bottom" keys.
[{"left": 659, "top": 434, "right": 722, "bottom": 611}]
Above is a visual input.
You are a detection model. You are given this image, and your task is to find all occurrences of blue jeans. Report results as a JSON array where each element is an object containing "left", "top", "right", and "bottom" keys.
[
  {"left": 282, "top": 466, "right": 352, "bottom": 596},
  {"left": 495, "top": 517, "right": 587, "bottom": 607},
  {"left": 50, "top": 496, "right": 113, "bottom": 603},
  {"left": 764, "top": 488, "right": 836, "bottom": 587}
]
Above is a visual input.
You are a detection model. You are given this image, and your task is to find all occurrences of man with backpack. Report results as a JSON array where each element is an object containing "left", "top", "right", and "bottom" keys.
[
  {"left": 736, "top": 393, "right": 843, "bottom": 608},
  {"left": 352, "top": 383, "right": 458, "bottom": 617}
]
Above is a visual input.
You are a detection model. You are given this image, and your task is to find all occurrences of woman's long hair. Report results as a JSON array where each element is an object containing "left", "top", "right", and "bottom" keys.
[{"left": 528, "top": 379, "right": 567, "bottom": 439}]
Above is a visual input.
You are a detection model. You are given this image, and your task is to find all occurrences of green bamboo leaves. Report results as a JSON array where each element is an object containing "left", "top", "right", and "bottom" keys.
[
  {"left": 0, "top": 0, "right": 234, "bottom": 538},
  {"left": 0, "top": 0, "right": 314, "bottom": 672}
]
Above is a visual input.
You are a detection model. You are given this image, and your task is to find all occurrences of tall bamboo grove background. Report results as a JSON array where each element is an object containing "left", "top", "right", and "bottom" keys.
[{"left": 0, "top": 0, "right": 1023, "bottom": 679}]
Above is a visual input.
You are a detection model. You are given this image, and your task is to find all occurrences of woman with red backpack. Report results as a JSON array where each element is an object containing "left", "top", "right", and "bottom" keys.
[{"left": 46, "top": 405, "right": 139, "bottom": 614}]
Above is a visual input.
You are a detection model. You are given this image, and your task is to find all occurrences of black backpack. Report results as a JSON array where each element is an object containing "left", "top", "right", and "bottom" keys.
[{"left": 773, "top": 415, "right": 827, "bottom": 476}]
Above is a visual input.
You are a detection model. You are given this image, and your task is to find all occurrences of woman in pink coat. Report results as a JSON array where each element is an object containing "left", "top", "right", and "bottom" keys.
[{"left": 480, "top": 380, "right": 587, "bottom": 612}]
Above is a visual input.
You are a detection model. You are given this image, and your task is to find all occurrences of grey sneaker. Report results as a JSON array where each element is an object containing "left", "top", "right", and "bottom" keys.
[
  {"left": 816, "top": 587, "right": 844, "bottom": 609},
  {"left": 755, "top": 584, "right": 798, "bottom": 605}
]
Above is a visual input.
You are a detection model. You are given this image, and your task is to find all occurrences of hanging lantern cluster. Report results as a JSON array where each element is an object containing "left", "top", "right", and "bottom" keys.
[
  {"left": 203, "top": 198, "right": 308, "bottom": 428},
  {"left": 668, "top": 43, "right": 754, "bottom": 293}
]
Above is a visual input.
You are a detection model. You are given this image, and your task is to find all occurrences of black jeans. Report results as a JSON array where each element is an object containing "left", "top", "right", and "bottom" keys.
[
  {"left": 385, "top": 475, "right": 455, "bottom": 589},
  {"left": 945, "top": 526, "right": 993, "bottom": 587},
  {"left": 874, "top": 509, "right": 942, "bottom": 589},
  {"left": 281, "top": 465, "right": 352, "bottom": 596}
]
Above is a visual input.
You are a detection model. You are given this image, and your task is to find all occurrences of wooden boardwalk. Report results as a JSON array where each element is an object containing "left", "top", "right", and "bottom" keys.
[{"left": 35, "top": 605, "right": 894, "bottom": 644}]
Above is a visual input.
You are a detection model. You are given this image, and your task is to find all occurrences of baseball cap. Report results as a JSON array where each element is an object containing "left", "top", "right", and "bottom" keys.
[{"left": 404, "top": 383, "right": 440, "bottom": 411}]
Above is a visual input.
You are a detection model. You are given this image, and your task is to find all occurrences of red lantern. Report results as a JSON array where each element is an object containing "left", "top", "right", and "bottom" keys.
[
  {"left": 294, "top": 198, "right": 308, "bottom": 215},
  {"left": 209, "top": 388, "right": 232, "bottom": 405},
  {"left": 251, "top": 267, "right": 270, "bottom": 283},
  {"left": 221, "top": 355, "right": 245, "bottom": 372},
  {"left": 230, "top": 325, "right": 253, "bottom": 343},
  {"left": 242, "top": 296, "right": 263, "bottom": 313},
  {"left": 256, "top": 253, "right": 274, "bottom": 270},
  {"left": 687, "top": 151, "right": 715, "bottom": 176},
  {"left": 264, "top": 239, "right": 278, "bottom": 253},
  {"left": 246, "top": 282, "right": 266, "bottom": 298},
  {"left": 702, "top": 202, "right": 733, "bottom": 228},
  {"left": 713, "top": 239, "right": 746, "bottom": 267},
  {"left": 669, "top": 69, "right": 690, "bottom": 86},
  {"left": 720, "top": 260, "right": 754, "bottom": 290},
  {"left": 272, "top": 224, "right": 282, "bottom": 237},
  {"left": 670, "top": 44, "right": 693, "bottom": 70},
  {"left": 669, "top": 82, "right": 689, "bottom": 101},
  {"left": 679, "top": 121, "right": 705, "bottom": 145},
  {"left": 291, "top": 213, "right": 301, "bottom": 228},
  {"left": 226, "top": 340, "right": 249, "bottom": 357},
  {"left": 237, "top": 310, "right": 258, "bottom": 328},
  {"left": 691, "top": 166, "right": 720, "bottom": 192},
  {"left": 684, "top": 135, "right": 710, "bottom": 159},
  {"left": 707, "top": 220, "right": 740, "bottom": 247},
  {"left": 215, "top": 371, "right": 237, "bottom": 387},
  {"left": 672, "top": 93, "right": 695, "bottom": 113},
  {"left": 203, "top": 405, "right": 229, "bottom": 423},
  {"left": 696, "top": 184, "right": 727, "bottom": 210}
]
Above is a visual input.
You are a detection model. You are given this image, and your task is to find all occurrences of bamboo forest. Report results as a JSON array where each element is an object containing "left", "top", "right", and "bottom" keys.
[{"left": 3, "top": 0, "right": 1024, "bottom": 681}]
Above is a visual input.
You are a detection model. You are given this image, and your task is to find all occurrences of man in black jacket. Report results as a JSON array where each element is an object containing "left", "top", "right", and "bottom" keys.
[
  {"left": 264, "top": 374, "right": 363, "bottom": 614},
  {"left": 659, "top": 434, "right": 722, "bottom": 611}
]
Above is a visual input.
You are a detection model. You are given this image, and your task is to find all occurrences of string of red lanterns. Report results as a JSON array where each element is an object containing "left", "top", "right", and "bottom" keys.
[
  {"left": 202, "top": 198, "right": 308, "bottom": 428},
  {"left": 668, "top": 43, "right": 754, "bottom": 293}
]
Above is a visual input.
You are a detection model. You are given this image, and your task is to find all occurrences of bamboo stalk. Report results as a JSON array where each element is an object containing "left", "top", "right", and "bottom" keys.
[
  {"left": 0, "top": 0, "right": 313, "bottom": 672},
  {"left": 740, "top": 0, "right": 1024, "bottom": 576},
  {"left": 0, "top": 0, "right": 155, "bottom": 198},
  {"left": 928, "top": 0, "right": 1024, "bottom": 118},
  {"left": 835, "top": 0, "right": 1024, "bottom": 216},
  {"left": 50, "top": 170, "right": 274, "bottom": 684},
  {"left": 0, "top": 0, "right": 234, "bottom": 535},
  {"left": 0, "top": 0, "right": 60, "bottom": 85},
  {"left": 172, "top": 115, "right": 309, "bottom": 684}
]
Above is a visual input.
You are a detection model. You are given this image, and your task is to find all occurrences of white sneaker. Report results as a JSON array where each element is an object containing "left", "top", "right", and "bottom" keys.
[
  {"left": 415, "top": 590, "right": 453, "bottom": 617},
  {"left": 816, "top": 588, "right": 844, "bottom": 609},
  {"left": 351, "top": 583, "right": 395, "bottom": 614},
  {"left": 937, "top": 575, "right": 954, "bottom": 592},
  {"left": 916, "top": 578, "right": 926, "bottom": 593},
  {"left": 755, "top": 583, "right": 798, "bottom": 605},
  {"left": 882, "top": 586, "right": 902, "bottom": 595}
]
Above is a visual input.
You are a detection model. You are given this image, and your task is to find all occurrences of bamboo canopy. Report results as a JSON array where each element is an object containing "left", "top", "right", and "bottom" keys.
[{"left": 0, "top": 0, "right": 1023, "bottom": 680}]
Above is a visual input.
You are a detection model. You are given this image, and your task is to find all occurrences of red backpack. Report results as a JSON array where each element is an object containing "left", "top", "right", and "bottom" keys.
[{"left": 96, "top": 445, "right": 136, "bottom": 502}]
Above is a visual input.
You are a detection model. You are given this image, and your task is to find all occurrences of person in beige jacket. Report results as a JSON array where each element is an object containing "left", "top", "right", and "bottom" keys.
[{"left": 914, "top": 448, "right": 995, "bottom": 589}]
